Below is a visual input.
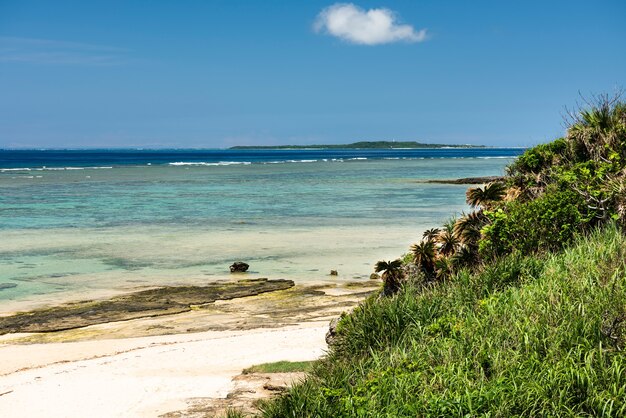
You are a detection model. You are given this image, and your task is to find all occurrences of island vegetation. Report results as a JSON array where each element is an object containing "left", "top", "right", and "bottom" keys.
[
  {"left": 229, "top": 141, "right": 485, "bottom": 150},
  {"left": 243, "top": 94, "right": 626, "bottom": 417}
]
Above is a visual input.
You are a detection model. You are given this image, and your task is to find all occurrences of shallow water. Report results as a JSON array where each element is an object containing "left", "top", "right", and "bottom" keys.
[{"left": 0, "top": 149, "right": 521, "bottom": 311}]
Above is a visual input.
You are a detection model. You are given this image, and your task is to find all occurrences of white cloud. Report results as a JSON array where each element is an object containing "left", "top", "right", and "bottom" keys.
[{"left": 314, "top": 3, "right": 427, "bottom": 45}]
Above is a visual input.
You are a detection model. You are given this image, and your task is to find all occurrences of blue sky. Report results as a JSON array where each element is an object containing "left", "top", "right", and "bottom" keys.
[{"left": 1, "top": 0, "right": 625, "bottom": 148}]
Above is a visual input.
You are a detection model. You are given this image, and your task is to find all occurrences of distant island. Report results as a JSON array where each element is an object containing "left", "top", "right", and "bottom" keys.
[{"left": 229, "top": 141, "right": 485, "bottom": 150}]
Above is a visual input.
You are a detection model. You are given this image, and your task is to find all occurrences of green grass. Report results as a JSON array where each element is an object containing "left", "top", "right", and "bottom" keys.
[
  {"left": 222, "top": 408, "right": 246, "bottom": 418},
  {"left": 242, "top": 360, "right": 315, "bottom": 375},
  {"left": 259, "top": 225, "right": 626, "bottom": 417}
]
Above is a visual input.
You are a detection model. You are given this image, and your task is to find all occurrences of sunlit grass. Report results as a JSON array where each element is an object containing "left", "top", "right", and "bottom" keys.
[
  {"left": 242, "top": 360, "right": 314, "bottom": 375},
  {"left": 260, "top": 225, "right": 626, "bottom": 417}
]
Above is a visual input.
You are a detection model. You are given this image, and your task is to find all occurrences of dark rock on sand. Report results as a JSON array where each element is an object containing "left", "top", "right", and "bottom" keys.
[
  {"left": 330, "top": 270, "right": 338, "bottom": 276},
  {"left": 230, "top": 262, "right": 250, "bottom": 273},
  {"left": 417, "top": 176, "right": 504, "bottom": 185},
  {"left": 369, "top": 273, "right": 380, "bottom": 280},
  {"left": 0, "top": 278, "right": 294, "bottom": 335},
  {"left": 325, "top": 317, "right": 340, "bottom": 346}
]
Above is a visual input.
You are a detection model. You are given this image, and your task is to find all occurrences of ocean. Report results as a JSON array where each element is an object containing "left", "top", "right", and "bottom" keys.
[{"left": 0, "top": 148, "right": 523, "bottom": 311}]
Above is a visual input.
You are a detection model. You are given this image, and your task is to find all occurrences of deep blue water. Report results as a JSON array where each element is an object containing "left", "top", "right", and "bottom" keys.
[{"left": 0, "top": 148, "right": 524, "bottom": 169}]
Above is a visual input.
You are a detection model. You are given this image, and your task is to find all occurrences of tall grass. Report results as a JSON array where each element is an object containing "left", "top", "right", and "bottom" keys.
[{"left": 260, "top": 225, "right": 626, "bottom": 417}]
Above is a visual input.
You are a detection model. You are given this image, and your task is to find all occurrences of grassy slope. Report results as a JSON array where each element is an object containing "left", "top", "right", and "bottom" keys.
[
  {"left": 253, "top": 98, "right": 626, "bottom": 417},
  {"left": 260, "top": 226, "right": 626, "bottom": 417}
]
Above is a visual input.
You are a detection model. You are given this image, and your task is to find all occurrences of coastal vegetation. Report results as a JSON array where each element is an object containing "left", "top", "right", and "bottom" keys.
[
  {"left": 229, "top": 141, "right": 485, "bottom": 150},
  {"left": 256, "top": 95, "right": 626, "bottom": 416},
  {"left": 242, "top": 361, "right": 315, "bottom": 375}
]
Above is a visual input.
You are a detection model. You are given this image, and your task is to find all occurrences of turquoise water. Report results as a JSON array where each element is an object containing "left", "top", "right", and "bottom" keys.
[{"left": 0, "top": 152, "right": 518, "bottom": 311}]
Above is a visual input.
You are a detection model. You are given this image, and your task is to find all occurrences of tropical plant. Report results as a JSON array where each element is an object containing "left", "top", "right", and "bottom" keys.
[
  {"left": 450, "top": 244, "right": 478, "bottom": 270},
  {"left": 375, "top": 259, "right": 405, "bottom": 296},
  {"left": 422, "top": 228, "right": 441, "bottom": 241},
  {"left": 410, "top": 240, "right": 436, "bottom": 275},
  {"left": 466, "top": 182, "right": 506, "bottom": 208},
  {"left": 566, "top": 94, "right": 626, "bottom": 162},
  {"left": 434, "top": 257, "right": 453, "bottom": 281},
  {"left": 436, "top": 228, "right": 460, "bottom": 256},
  {"left": 454, "top": 211, "right": 488, "bottom": 248},
  {"left": 443, "top": 217, "right": 456, "bottom": 233},
  {"left": 608, "top": 175, "right": 626, "bottom": 224}
]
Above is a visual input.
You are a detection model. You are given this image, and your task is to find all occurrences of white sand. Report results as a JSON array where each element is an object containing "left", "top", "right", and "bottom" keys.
[{"left": 0, "top": 322, "right": 328, "bottom": 417}]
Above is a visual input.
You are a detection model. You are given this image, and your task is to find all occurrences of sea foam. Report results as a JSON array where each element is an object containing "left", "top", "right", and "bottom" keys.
[{"left": 169, "top": 161, "right": 252, "bottom": 166}]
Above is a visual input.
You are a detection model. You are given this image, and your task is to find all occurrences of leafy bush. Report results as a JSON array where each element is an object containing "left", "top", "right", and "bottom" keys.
[
  {"left": 480, "top": 188, "right": 586, "bottom": 258},
  {"left": 507, "top": 137, "right": 567, "bottom": 175}
]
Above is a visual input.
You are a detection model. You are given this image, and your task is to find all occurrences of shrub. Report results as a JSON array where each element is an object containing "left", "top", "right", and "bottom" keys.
[
  {"left": 480, "top": 188, "right": 586, "bottom": 259},
  {"left": 507, "top": 137, "right": 567, "bottom": 175}
]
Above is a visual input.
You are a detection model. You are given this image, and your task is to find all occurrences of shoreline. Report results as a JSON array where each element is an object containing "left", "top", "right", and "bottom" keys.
[
  {"left": 0, "top": 279, "right": 377, "bottom": 416},
  {"left": 0, "top": 280, "right": 376, "bottom": 344}
]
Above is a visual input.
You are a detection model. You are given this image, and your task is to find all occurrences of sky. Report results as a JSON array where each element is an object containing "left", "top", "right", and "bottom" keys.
[{"left": 0, "top": 0, "right": 625, "bottom": 149}]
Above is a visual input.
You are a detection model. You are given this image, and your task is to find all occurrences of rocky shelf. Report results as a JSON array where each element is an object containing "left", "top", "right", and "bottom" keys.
[
  {"left": 416, "top": 176, "right": 504, "bottom": 185},
  {"left": 0, "top": 278, "right": 294, "bottom": 334}
]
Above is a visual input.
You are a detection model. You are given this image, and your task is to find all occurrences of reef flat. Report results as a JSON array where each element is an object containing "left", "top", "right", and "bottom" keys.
[{"left": 0, "top": 278, "right": 294, "bottom": 335}]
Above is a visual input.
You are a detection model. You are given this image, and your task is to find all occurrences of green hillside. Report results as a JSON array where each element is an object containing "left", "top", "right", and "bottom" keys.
[{"left": 246, "top": 95, "right": 626, "bottom": 417}]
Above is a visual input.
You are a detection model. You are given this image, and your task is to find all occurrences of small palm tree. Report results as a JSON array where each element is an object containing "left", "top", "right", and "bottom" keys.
[
  {"left": 567, "top": 96, "right": 626, "bottom": 162},
  {"left": 410, "top": 240, "right": 436, "bottom": 275},
  {"left": 436, "top": 228, "right": 459, "bottom": 256},
  {"left": 443, "top": 217, "right": 456, "bottom": 233},
  {"left": 422, "top": 228, "right": 441, "bottom": 242},
  {"left": 375, "top": 259, "right": 404, "bottom": 296},
  {"left": 454, "top": 211, "right": 488, "bottom": 247},
  {"left": 450, "top": 244, "right": 479, "bottom": 270},
  {"left": 434, "top": 257, "right": 453, "bottom": 281},
  {"left": 466, "top": 182, "right": 506, "bottom": 208}
]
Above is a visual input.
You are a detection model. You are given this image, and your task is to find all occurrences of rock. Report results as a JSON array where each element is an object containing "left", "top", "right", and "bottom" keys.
[
  {"left": 0, "top": 279, "right": 295, "bottom": 335},
  {"left": 0, "top": 283, "right": 17, "bottom": 291},
  {"left": 369, "top": 273, "right": 380, "bottom": 280},
  {"left": 230, "top": 262, "right": 250, "bottom": 273},
  {"left": 325, "top": 317, "right": 340, "bottom": 346},
  {"left": 330, "top": 270, "right": 338, "bottom": 276},
  {"left": 262, "top": 383, "right": 288, "bottom": 392},
  {"left": 419, "top": 176, "right": 504, "bottom": 185}
]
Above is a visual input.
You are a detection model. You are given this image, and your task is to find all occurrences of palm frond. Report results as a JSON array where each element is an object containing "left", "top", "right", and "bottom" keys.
[
  {"left": 422, "top": 228, "right": 441, "bottom": 241},
  {"left": 410, "top": 240, "right": 436, "bottom": 273},
  {"left": 375, "top": 259, "right": 405, "bottom": 296},
  {"left": 436, "top": 229, "right": 460, "bottom": 256},
  {"left": 453, "top": 211, "right": 488, "bottom": 246},
  {"left": 450, "top": 245, "right": 479, "bottom": 270},
  {"left": 434, "top": 257, "right": 453, "bottom": 281},
  {"left": 466, "top": 182, "right": 506, "bottom": 208},
  {"left": 375, "top": 259, "right": 403, "bottom": 274}
]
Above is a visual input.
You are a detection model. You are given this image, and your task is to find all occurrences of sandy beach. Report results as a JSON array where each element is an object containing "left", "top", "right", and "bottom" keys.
[
  {"left": 0, "top": 321, "right": 328, "bottom": 417},
  {"left": 0, "top": 279, "right": 377, "bottom": 417}
]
